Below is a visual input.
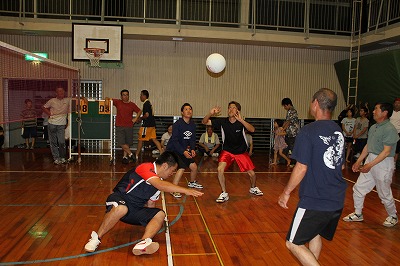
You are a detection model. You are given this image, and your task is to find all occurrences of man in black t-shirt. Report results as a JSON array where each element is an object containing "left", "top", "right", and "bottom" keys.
[
  {"left": 202, "top": 101, "right": 263, "bottom": 203},
  {"left": 135, "top": 90, "right": 163, "bottom": 159}
]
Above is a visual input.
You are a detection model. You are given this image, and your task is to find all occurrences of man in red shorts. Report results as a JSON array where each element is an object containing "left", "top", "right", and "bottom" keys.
[{"left": 202, "top": 101, "right": 263, "bottom": 203}]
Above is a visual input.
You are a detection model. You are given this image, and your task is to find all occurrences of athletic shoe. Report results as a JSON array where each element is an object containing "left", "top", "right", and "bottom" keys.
[
  {"left": 30, "top": 146, "right": 34, "bottom": 150},
  {"left": 188, "top": 181, "right": 203, "bottom": 189},
  {"left": 60, "top": 158, "right": 67, "bottom": 164},
  {"left": 343, "top": 212, "right": 364, "bottom": 222},
  {"left": 84, "top": 231, "right": 101, "bottom": 252},
  {"left": 383, "top": 216, "right": 398, "bottom": 227},
  {"left": 249, "top": 186, "right": 263, "bottom": 196},
  {"left": 152, "top": 149, "right": 160, "bottom": 154},
  {"left": 122, "top": 157, "right": 129, "bottom": 164},
  {"left": 128, "top": 154, "right": 137, "bottom": 162},
  {"left": 216, "top": 192, "right": 229, "bottom": 203},
  {"left": 170, "top": 192, "right": 182, "bottom": 198},
  {"left": 132, "top": 238, "right": 159, "bottom": 256},
  {"left": 212, "top": 153, "right": 219, "bottom": 157},
  {"left": 54, "top": 159, "right": 62, "bottom": 165}
]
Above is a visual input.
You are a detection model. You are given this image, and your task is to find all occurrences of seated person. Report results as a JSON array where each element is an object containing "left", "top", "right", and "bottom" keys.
[
  {"left": 160, "top": 124, "right": 173, "bottom": 153},
  {"left": 245, "top": 130, "right": 254, "bottom": 156},
  {"left": 198, "top": 125, "right": 221, "bottom": 157}
]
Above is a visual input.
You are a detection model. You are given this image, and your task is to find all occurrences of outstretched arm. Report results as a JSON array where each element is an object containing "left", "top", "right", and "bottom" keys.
[{"left": 202, "top": 106, "right": 221, "bottom": 125}]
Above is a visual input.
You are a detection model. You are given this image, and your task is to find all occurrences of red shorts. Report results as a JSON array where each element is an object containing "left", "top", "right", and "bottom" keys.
[{"left": 219, "top": 150, "right": 255, "bottom": 172}]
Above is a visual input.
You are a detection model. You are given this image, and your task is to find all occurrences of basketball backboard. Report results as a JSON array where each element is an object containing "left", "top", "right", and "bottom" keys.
[{"left": 72, "top": 23, "right": 123, "bottom": 62}]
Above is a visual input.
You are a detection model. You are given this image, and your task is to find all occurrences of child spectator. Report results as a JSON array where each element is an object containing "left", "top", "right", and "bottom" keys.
[
  {"left": 271, "top": 119, "right": 291, "bottom": 166},
  {"left": 342, "top": 108, "right": 356, "bottom": 162},
  {"left": 21, "top": 99, "right": 38, "bottom": 149}
]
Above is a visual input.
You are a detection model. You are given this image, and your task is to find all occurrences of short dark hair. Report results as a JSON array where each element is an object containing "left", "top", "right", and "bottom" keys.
[
  {"left": 312, "top": 88, "right": 337, "bottom": 112},
  {"left": 181, "top": 103, "right": 192, "bottom": 112},
  {"left": 347, "top": 108, "right": 355, "bottom": 117},
  {"left": 155, "top": 151, "right": 178, "bottom": 167},
  {"left": 25, "top": 99, "right": 32, "bottom": 104},
  {"left": 228, "top": 101, "right": 241, "bottom": 111},
  {"left": 376, "top": 102, "right": 393, "bottom": 118},
  {"left": 141, "top": 90, "right": 149, "bottom": 98},
  {"left": 360, "top": 106, "right": 369, "bottom": 114},
  {"left": 120, "top": 89, "right": 129, "bottom": 96},
  {"left": 281, "top": 98, "right": 293, "bottom": 106},
  {"left": 275, "top": 119, "right": 284, "bottom": 127}
]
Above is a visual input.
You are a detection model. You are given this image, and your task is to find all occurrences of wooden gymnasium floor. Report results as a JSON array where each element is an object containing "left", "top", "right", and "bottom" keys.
[{"left": 1, "top": 148, "right": 400, "bottom": 266}]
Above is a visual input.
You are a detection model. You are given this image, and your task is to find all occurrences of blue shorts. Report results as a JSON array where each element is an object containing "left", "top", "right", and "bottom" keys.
[{"left": 105, "top": 192, "right": 163, "bottom": 226}]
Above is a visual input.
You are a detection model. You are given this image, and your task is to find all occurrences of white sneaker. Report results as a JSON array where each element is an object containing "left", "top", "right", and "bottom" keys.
[
  {"left": 383, "top": 216, "right": 398, "bottom": 227},
  {"left": 84, "top": 231, "right": 101, "bottom": 252},
  {"left": 152, "top": 149, "right": 160, "bottom": 154},
  {"left": 132, "top": 238, "right": 159, "bottom": 255},
  {"left": 170, "top": 192, "right": 182, "bottom": 198},
  {"left": 343, "top": 212, "right": 364, "bottom": 222},
  {"left": 188, "top": 181, "right": 203, "bottom": 189},
  {"left": 249, "top": 186, "right": 263, "bottom": 196},
  {"left": 216, "top": 192, "right": 229, "bottom": 203},
  {"left": 212, "top": 153, "right": 219, "bottom": 157}
]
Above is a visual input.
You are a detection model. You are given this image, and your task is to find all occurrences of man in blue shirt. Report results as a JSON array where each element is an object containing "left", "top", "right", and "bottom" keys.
[{"left": 278, "top": 88, "right": 346, "bottom": 265}]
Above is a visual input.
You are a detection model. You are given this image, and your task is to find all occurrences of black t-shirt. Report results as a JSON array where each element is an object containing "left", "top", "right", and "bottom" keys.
[
  {"left": 212, "top": 118, "right": 248, "bottom": 154},
  {"left": 142, "top": 100, "right": 156, "bottom": 127}
]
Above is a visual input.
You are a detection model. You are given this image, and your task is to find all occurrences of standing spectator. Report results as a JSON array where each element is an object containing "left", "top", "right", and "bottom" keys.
[
  {"left": 106, "top": 90, "right": 141, "bottom": 164},
  {"left": 135, "top": 90, "right": 163, "bottom": 159},
  {"left": 202, "top": 101, "right": 263, "bottom": 203},
  {"left": 343, "top": 102, "right": 399, "bottom": 227},
  {"left": 21, "top": 99, "right": 38, "bottom": 150},
  {"left": 281, "top": 98, "right": 300, "bottom": 166},
  {"left": 271, "top": 119, "right": 291, "bottom": 166},
  {"left": 167, "top": 103, "right": 203, "bottom": 198},
  {"left": 341, "top": 108, "right": 356, "bottom": 162},
  {"left": 42, "top": 88, "right": 70, "bottom": 164},
  {"left": 353, "top": 106, "right": 369, "bottom": 159},
  {"left": 390, "top": 98, "right": 400, "bottom": 165},
  {"left": 160, "top": 124, "right": 172, "bottom": 153},
  {"left": 198, "top": 125, "right": 221, "bottom": 157},
  {"left": 278, "top": 88, "right": 346, "bottom": 265}
]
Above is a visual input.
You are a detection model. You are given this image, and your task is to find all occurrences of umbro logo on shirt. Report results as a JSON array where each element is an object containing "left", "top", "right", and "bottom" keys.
[{"left": 183, "top": 131, "right": 192, "bottom": 139}]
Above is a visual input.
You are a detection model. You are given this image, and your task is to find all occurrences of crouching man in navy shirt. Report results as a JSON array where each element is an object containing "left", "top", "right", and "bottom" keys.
[{"left": 84, "top": 151, "right": 203, "bottom": 255}]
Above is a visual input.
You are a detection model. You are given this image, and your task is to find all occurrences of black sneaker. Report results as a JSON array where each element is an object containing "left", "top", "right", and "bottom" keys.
[
  {"left": 129, "top": 154, "right": 137, "bottom": 162},
  {"left": 122, "top": 157, "right": 129, "bottom": 164}
]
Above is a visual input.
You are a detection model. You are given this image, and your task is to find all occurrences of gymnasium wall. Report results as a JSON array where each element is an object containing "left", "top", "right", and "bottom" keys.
[
  {"left": 0, "top": 34, "right": 348, "bottom": 119},
  {"left": 335, "top": 49, "right": 400, "bottom": 105}
]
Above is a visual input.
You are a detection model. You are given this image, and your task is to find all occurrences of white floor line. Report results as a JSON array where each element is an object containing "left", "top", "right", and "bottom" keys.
[{"left": 161, "top": 191, "right": 174, "bottom": 266}]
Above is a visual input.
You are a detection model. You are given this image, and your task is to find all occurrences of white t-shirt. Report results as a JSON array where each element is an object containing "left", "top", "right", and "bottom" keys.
[
  {"left": 390, "top": 110, "right": 400, "bottom": 133},
  {"left": 43, "top": 97, "right": 70, "bottom": 126},
  {"left": 341, "top": 117, "right": 356, "bottom": 137},
  {"left": 161, "top": 132, "right": 171, "bottom": 146}
]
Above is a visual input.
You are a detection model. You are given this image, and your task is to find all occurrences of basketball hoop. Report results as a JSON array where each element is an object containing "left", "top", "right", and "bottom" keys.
[{"left": 84, "top": 48, "right": 105, "bottom": 67}]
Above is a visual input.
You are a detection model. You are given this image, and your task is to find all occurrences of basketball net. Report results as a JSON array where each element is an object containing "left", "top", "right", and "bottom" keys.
[{"left": 84, "top": 48, "right": 105, "bottom": 67}]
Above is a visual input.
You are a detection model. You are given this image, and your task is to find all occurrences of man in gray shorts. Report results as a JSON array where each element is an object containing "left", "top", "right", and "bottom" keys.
[
  {"left": 84, "top": 151, "right": 203, "bottom": 255},
  {"left": 106, "top": 90, "right": 141, "bottom": 164}
]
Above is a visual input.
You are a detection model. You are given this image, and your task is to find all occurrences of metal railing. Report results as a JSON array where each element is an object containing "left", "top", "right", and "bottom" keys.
[{"left": 1, "top": 1, "right": 399, "bottom": 38}]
